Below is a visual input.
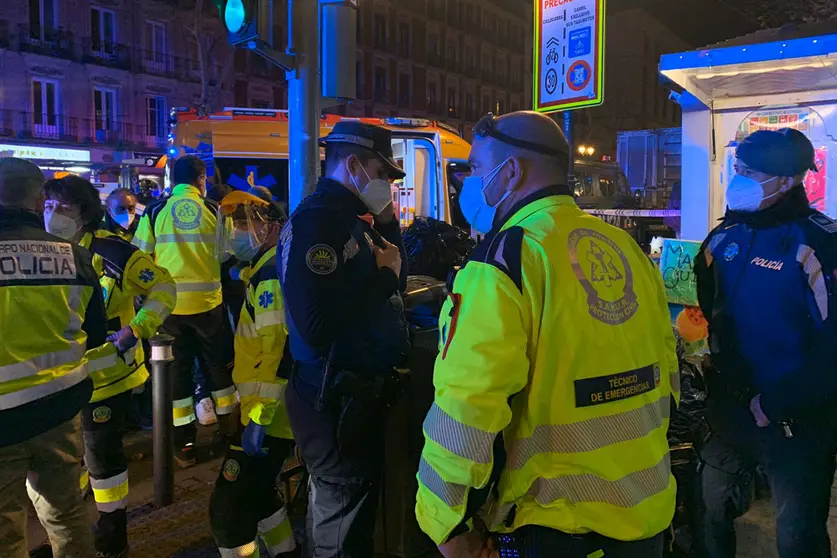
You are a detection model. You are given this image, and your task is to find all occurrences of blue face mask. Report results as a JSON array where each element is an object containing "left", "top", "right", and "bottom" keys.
[
  {"left": 459, "top": 159, "right": 512, "bottom": 234},
  {"left": 230, "top": 229, "right": 261, "bottom": 262}
]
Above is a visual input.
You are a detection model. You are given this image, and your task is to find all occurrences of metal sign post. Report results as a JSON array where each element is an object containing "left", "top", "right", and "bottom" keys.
[{"left": 534, "top": 0, "right": 606, "bottom": 114}]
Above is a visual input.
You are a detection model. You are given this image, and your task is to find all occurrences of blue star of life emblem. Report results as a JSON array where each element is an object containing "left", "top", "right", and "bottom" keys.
[
  {"left": 139, "top": 269, "right": 155, "bottom": 283},
  {"left": 259, "top": 291, "right": 274, "bottom": 309}
]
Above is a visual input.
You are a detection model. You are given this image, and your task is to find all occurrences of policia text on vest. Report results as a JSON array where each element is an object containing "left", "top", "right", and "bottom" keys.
[{"left": 0, "top": 240, "right": 76, "bottom": 277}]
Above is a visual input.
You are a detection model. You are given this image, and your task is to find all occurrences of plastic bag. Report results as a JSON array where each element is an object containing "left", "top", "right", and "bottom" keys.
[{"left": 402, "top": 217, "right": 475, "bottom": 281}]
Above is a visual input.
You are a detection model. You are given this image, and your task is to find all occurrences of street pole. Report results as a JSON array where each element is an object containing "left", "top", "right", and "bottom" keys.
[
  {"left": 563, "top": 110, "right": 575, "bottom": 176},
  {"left": 150, "top": 334, "right": 175, "bottom": 508},
  {"left": 287, "top": 0, "right": 321, "bottom": 212}
]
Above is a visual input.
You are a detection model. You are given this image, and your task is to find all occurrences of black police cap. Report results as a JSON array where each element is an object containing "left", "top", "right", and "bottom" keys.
[
  {"left": 319, "top": 121, "right": 406, "bottom": 179},
  {"left": 736, "top": 128, "right": 818, "bottom": 178}
]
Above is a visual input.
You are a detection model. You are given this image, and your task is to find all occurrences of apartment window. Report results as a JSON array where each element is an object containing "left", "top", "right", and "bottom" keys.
[
  {"left": 374, "top": 67, "right": 388, "bottom": 102},
  {"left": 465, "top": 93, "right": 474, "bottom": 119},
  {"left": 373, "top": 14, "right": 386, "bottom": 49},
  {"left": 32, "top": 78, "right": 58, "bottom": 137},
  {"left": 93, "top": 87, "right": 117, "bottom": 131},
  {"left": 356, "top": 61, "right": 364, "bottom": 99},
  {"left": 482, "top": 95, "right": 490, "bottom": 114},
  {"left": 398, "top": 73, "right": 411, "bottom": 107},
  {"left": 428, "top": 83, "right": 438, "bottom": 110},
  {"left": 29, "top": 0, "right": 57, "bottom": 39},
  {"left": 252, "top": 99, "right": 271, "bottom": 109},
  {"left": 146, "top": 96, "right": 166, "bottom": 139},
  {"left": 447, "top": 87, "right": 457, "bottom": 115},
  {"left": 398, "top": 23, "right": 410, "bottom": 56},
  {"left": 91, "top": 6, "right": 116, "bottom": 54},
  {"left": 496, "top": 99, "right": 505, "bottom": 114},
  {"left": 234, "top": 49, "right": 247, "bottom": 72},
  {"left": 144, "top": 21, "right": 166, "bottom": 68},
  {"left": 464, "top": 46, "right": 474, "bottom": 72},
  {"left": 428, "top": 34, "right": 439, "bottom": 57}
]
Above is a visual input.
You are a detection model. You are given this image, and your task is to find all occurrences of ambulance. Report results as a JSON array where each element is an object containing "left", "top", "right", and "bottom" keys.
[{"left": 165, "top": 107, "right": 472, "bottom": 227}]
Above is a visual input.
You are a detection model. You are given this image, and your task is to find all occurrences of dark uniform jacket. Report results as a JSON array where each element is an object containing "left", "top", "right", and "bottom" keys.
[
  {"left": 277, "top": 178, "right": 409, "bottom": 396},
  {"left": 695, "top": 186, "right": 837, "bottom": 422}
]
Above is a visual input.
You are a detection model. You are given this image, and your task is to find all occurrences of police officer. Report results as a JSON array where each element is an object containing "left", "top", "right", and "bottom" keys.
[
  {"left": 133, "top": 155, "right": 237, "bottom": 466},
  {"left": 0, "top": 158, "right": 111, "bottom": 557},
  {"left": 209, "top": 191, "right": 297, "bottom": 557},
  {"left": 694, "top": 128, "right": 837, "bottom": 558},
  {"left": 278, "top": 121, "right": 410, "bottom": 557},
  {"left": 43, "top": 175, "right": 177, "bottom": 558},
  {"left": 415, "top": 112, "right": 679, "bottom": 558}
]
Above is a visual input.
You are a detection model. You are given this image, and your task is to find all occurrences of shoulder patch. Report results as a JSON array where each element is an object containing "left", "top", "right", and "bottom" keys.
[
  {"left": 472, "top": 227, "right": 524, "bottom": 293},
  {"left": 306, "top": 244, "right": 338, "bottom": 275},
  {"left": 809, "top": 213, "right": 837, "bottom": 234}
]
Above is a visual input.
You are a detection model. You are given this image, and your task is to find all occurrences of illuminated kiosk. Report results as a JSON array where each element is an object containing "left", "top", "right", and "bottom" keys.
[{"left": 660, "top": 24, "right": 837, "bottom": 240}]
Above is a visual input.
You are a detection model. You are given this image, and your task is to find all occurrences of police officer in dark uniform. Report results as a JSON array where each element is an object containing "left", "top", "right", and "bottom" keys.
[
  {"left": 278, "top": 122, "right": 409, "bottom": 557},
  {"left": 695, "top": 128, "right": 837, "bottom": 558}
]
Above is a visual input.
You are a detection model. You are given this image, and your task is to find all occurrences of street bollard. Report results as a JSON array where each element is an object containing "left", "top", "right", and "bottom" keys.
[{"left": 150, "top": 333, "right": 175, "bottom": 508}]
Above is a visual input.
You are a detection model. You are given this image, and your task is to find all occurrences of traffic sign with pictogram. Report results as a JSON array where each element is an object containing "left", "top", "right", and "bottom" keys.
[{"left": 534, "top": 0, "right": 605, "bottom": 113}]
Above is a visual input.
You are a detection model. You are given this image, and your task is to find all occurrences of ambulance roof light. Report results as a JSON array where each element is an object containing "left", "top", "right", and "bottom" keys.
[{"left": 384, "top": 117, "right": 432, "bottom": 128}]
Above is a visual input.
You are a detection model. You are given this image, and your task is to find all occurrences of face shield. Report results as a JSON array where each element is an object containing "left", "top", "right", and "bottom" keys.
[{"left": 216, "top": 191, "right": 275, "bottom": 262}]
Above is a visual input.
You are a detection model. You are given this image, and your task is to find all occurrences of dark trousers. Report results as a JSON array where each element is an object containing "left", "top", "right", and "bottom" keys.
[
  {"left": 286, "top": 375, "right": 387, "bottom": 558},
  {"left": 209, "top": 433, "right": 296, "bottom": 555},
  {"left": 505, "top": 526, "right": 664, "bottom": 558},
  {"left": 160, "top": 305, "right": 234, "bottom": 446},
  {"left": 82, "top": 390, "right": 132, "bottom": 555},
  {"left": 698, "top": 399, "right": 837, "bottom": 558}
]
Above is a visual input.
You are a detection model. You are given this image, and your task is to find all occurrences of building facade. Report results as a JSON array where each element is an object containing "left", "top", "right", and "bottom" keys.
[{"left": 0, "top": 0, "right": 531, "bottom": 171}]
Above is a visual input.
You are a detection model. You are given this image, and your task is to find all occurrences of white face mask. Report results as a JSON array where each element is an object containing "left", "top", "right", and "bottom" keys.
[
  {"left": 351, "top": 163, "right": 393, "bottom": 215},
  {"left": 111, "top": 211, "right": 135, "bottom": 231},
  {"left": 44, "top": 209, "right": 79, "bottom": 240},
  {"left": 726, "top": 174, "right": 783, "bottom": 212}
]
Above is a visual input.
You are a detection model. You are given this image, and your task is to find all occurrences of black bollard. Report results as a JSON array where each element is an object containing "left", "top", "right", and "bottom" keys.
[{"left": 150, "top": 333, "right": 175, "bottom": 508}]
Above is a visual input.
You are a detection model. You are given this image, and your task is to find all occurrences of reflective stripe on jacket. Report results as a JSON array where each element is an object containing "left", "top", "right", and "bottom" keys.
[
  {"left": 416, "top": 191, "right": 679, "bottom": 545},
  {"left": 235, "top": 247, "right": 293, "bottom": 440},
  {"left": 80, "top": 229, "right": 176, "bottom": 402},
  {"left": 132, "top": 184, "right": 221, "bottom": 315}
]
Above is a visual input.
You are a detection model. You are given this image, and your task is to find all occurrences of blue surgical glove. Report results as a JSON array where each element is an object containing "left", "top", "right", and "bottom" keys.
[
  {"left": 229, "top": 265, "right": 242, "bottom": 281},
  {"left": 107, "top": 326, "right": 138, "bottom": 354},
  {"left": 242, "top": 421, "right": 269, "bottom": 457}
]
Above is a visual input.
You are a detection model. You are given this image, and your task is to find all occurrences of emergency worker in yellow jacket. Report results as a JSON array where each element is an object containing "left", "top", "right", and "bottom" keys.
[
  {"left": 43, "top": 175, "right": 176, "bottom": 558},
  {"left": 0, "top": 158, "right": 113, "bottom": 557},
  {"left": 133, "top": 155, "right": 237, "bottom": 466},
  {"left": 415, "top": 112, "right": 679, "bottom": 558},
  {"left": 208, "top": 191, "right": 297, "bottom": 557}
]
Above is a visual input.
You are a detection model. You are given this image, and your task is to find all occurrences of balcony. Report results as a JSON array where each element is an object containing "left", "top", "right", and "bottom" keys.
[
  {"left": 82, "top": 38, "right": 131, "bottom": 70},
  {"left": 0, "top": 109, "right": 166, "bottom": 151},
  {"left": 136, "top": 50, "right": 181, "bottom": 79},
  {"left": 426, "top": 52, "right": 445, "bottom": 68},
  {"left": 397, "top": 92, "right": 411, "bottom": 109},
  {"left": 373, "top": 89, "right": 389, "bottom": 104},
  {"left": 18, "top": 25, "right": 75, "bottom": 60}
]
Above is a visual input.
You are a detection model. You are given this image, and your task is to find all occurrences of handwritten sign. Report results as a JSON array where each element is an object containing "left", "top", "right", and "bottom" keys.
[{"left": 659, "top": 239, "right": 701, "bottom": 306}]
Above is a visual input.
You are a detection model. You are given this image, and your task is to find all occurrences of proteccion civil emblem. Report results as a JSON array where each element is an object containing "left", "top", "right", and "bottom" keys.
[{"left": 568, "top": 228, "right": 638, "bottom": 326}]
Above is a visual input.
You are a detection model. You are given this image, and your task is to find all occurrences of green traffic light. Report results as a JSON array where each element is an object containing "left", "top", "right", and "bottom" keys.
[{"left": 224, "top": 0, "right": 246, "bottom": 33}]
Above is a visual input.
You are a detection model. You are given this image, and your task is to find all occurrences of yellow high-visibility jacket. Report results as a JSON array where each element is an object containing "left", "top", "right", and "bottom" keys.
[
  {"left": 0, "top": 208, "right": 117, "bottom": 446},
  {"left": 234, "top": 247, "right": 292, "bottom": 440},
  {"left": 416, "top": 191, "right": 679, "bottom": 545},
  {"left": 79, "top": 229, "right": 176, "bottom": 402},
  {"left": 132, "top": 184, "right": 221, "bottom": 316}
]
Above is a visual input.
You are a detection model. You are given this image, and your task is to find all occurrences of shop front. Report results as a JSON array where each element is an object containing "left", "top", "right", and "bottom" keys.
[{"left": 659, "top": 26, "right": 837, "bottom": 240}]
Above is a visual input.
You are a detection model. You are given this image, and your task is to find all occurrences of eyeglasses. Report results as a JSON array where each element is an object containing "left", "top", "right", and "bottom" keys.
[{"left": 473, "top": 113, "right": 568, "bottom": 158}]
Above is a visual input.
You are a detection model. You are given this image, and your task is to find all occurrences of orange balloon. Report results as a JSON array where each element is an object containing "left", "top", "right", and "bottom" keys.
[{"left": 676, "top": 307, "right": 708, "bottom": 343}]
